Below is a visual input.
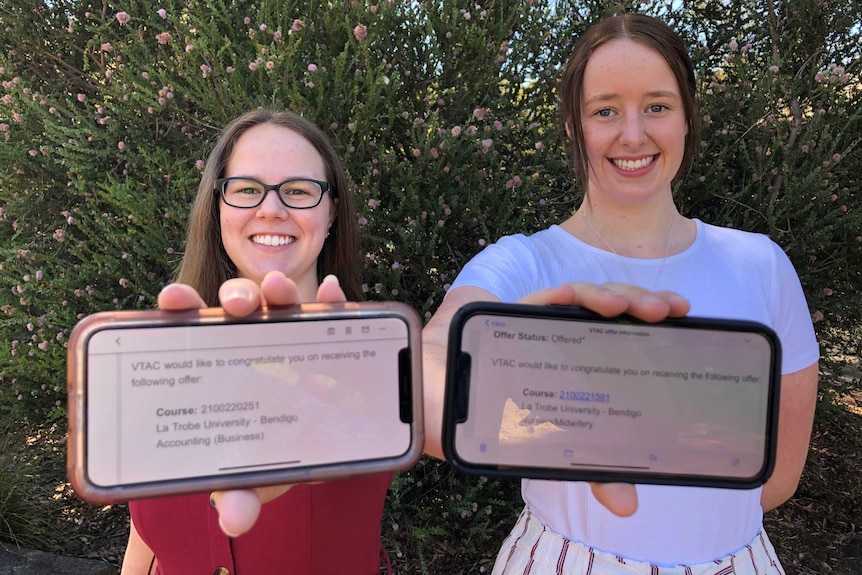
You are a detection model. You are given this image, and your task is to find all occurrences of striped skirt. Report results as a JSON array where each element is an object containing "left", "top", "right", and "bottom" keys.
[{"left": 491, "top": 507, "right": 785, "bottom": 575}]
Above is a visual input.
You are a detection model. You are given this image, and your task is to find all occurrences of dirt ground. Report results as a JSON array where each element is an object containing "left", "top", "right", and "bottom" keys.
[{"left": 8, "top": 390, "right": 862, "bottom": 574}]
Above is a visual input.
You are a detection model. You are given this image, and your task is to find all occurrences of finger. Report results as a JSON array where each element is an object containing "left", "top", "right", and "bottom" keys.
[
  {"left": 157, "top": 283, "right": 207, "bottom": 311},
  {"left": 600, "top": 283, "right": 690, "bottom": 322},
  {"left": 210, "top": 490, "right": 262, "bottom": 538},
  {"left": 258, "top": 271, "right": 302, "bottom": 307},
  {"left": 518, "top": 283, "right": 631, "bottom": 317},
  {"left": 218, "top": 278, "right": 264, "bottom": 317},
  {"left": 316, "top": 275, "right": 348, "bottom": 303},
  {"left": 590, "top": 482, "right": 638, "bottom": 517},
  {"left": 254, "top": 484, "right": 295, "bottom": 505}
]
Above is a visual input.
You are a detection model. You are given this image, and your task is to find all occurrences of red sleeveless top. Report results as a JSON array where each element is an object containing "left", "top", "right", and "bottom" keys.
[{"left": 129, "top": 473, "right": 392, "bottom": 575}]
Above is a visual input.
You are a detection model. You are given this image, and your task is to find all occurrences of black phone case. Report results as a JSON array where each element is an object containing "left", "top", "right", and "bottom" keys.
[{"left": 442, "top": 301, "right": 782, "bottom": 489}]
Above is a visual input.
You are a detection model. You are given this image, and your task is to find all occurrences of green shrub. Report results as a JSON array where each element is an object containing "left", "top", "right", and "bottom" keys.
[{"left": 1, "top": 0, "right": 860, "bottom": 568}]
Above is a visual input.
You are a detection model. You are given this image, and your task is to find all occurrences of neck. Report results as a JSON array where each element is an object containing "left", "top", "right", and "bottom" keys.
[{"left": 563, "top": 201, "right": 691, "bottom": 259}]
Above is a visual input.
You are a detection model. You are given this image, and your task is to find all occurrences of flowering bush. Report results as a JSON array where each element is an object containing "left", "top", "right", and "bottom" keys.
[{"left": 1, "top": 0, "right": 860, "bottom": 568}]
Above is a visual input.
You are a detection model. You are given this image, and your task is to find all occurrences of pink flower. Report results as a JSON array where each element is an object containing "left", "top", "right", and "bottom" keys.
[
  {"left": 451, "top": 125, "right": 462, "bottom": 137},
  {"left": 157, "top": 8, "right": 167, "bottom": 18},
  {"left": 156, "top": 32, "right": 172, "bottom": 44},
  {"left": 249, "top": 61, "right": 259, "bottom": 71},
  {"left": 259, "top": 23, "right": 267, "bottom": 31},
  {"left": 273, "top": 30, "right": 283, "bottom": 42},
  {"left": 115, "top": 12, "right": 130, "bottom": 25},
  {"left": 118, "top": 141, "right": 125, "bottom": 150},
  {"left": 291, "top": 19, "right": 305, "bottom": 32},
  {"left": 101, "top": 42, "right": 113, "bottom": 52},
  {"left": 353, "top": 24, "right": 368, "bottom": 42},
  {"left": 368, "top": 198, "right": 379, "bottom": 208},
  {"left": 266, "top": 61, "right": 275, "bottom": 70},
  {"left": 77, "top": 93, "right": 86, "bottom": 102},
  {"left": 481, "top": 138, "right": 493, "bottom": 148},
  {"left": 226, "top": 66, "right": 235, "bottom": 74},
  {"left": 307, "top": 63, "right": 318, "bottom": 72},
  {"left": 412, "top": 148, "right": 421, "bottom": 157},
  {"left": 473, "top": 108, "right": 486, "bottom": 120},
  {"left": 769, "top": 65, "right": 779, "bottom": 73}
]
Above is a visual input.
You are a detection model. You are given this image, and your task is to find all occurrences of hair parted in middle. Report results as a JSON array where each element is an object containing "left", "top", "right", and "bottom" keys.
[
  {"left": 175, "top": 108, "right": 363, "bottom": 305},
  {"left": 560, "top": 12, "right": 700, "bottom": 190}
]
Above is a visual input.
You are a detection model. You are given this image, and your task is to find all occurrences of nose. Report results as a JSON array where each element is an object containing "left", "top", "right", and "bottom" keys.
[
  {"left": 255, "top": 188, "right": 289, "bottom": 219},
  {"left": 619, "top": 113, "right": 647, "bottom": 146}
]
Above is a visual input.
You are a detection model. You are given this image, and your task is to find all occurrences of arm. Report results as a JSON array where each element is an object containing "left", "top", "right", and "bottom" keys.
[
  {"left": 120, "top": 517, "right": 156, "bottom": 575},
  {"left": 761, "top": 361, "right": 819, "bottom": 512}
]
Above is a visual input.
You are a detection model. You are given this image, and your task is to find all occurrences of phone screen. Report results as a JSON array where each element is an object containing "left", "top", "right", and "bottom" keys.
[
  {"left": 448, "top": 305, "right": 780, "bottom": 485},
  {"left": 83, "top": 313, "right": 413, "bottom": 488}
]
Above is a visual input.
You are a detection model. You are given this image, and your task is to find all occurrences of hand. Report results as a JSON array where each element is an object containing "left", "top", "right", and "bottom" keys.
[
  {"left": 519, "top": 282, "right": 690, "bottom": 517},
  {"left": 158, "top": 271, "right": 347, "bottom": 536}
]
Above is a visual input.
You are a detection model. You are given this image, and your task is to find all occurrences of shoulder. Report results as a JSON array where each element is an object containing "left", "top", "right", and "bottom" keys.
[
  {"left": 470, "top": 226, "right": 566, "bottom": 264},
  {"left": 697, "top": 220, "right": 790, "bottom": 267}
]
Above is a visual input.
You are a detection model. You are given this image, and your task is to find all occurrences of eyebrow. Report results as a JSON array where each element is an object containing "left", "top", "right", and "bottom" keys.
[{"left": 582, "top": 90, "right": 681, "bottom": 107}]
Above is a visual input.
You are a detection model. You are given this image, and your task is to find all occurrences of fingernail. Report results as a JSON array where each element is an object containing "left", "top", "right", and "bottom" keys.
[
  {"left": 322, "top": 274, "right": 340, "bottom": 286},
  {"left": 220, "top": 284, "right": 254, "bottom": 303},
  {"left": 641, "top": 294, "right": 664, "bottom": 305}
]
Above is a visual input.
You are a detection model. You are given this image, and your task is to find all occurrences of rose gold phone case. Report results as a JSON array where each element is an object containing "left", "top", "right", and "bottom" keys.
[{"left": 67, "top": 302, "right": 424, "bottom": 504}]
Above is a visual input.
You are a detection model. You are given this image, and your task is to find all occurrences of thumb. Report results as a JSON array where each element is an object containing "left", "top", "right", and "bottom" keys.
[
  {"left": 211, "top": 490, "right": 262, "bottom": 537},
  {"left": 590, "top": 482, "right": 638, "bottom": 517}
]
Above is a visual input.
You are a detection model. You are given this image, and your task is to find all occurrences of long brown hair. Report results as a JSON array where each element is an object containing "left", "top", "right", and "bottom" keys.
[
  {"left": 176, "top": 109, "right": 363, "bottom": 305},
  {"left": 560, "top": 13, "right": 699, "bottom": 189}
]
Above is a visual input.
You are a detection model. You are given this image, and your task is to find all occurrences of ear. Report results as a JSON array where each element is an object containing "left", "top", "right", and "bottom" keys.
[
  {"left": 328, "top": 197, "right": 339, "bottom": 228},
  {"left": 565, "top": 119, "right": 574, "bottom": 140}
]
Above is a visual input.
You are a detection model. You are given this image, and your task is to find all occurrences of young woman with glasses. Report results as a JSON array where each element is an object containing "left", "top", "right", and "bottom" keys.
[{"left": 120, "top": 109, "right": 391, "bottom": 575}]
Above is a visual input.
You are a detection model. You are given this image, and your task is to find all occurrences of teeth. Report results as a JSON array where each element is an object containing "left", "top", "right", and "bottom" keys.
[
  {"left": 251, "top": 235, "right": 294, "bottom": 246},
  {"left": 613, "top": 156, "right": 655, "bottom": 171}
]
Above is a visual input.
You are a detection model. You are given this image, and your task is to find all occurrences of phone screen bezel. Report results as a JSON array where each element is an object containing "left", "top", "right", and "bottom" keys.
[
  {"left": 442, "top": 301, "right": 782, "bottom": 489},
  {"left": 67, "top": 302, "right": 424, "bottom": 504}
]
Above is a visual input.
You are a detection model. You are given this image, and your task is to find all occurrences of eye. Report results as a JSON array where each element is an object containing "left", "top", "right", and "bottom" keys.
[
  {"left": 235, "top": 186, "right": 261, "bottom": 196},
  {"left": 283, "top": 186, "right": 314, "bottom": 197},
  {"left": 648, "top": 104, "right": 668, "bottom": 113},
  {"left": 595, "top": 108, "right": 614, "bottom": 118}
]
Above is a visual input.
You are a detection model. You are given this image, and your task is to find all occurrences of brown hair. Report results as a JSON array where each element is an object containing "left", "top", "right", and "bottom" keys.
[
  {"left": 560, "top": 13, "right": 699, "bottom": 189},
  {"left": 175, "top": 109, "right": 363, "bottom": 305}
]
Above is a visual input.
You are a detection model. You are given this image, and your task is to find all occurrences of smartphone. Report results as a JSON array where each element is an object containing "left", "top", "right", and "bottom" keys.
[
  {"left": 442, "top": 302, "right": 782, "bottom": 489},
  {"left": 67, "top": 302, "right": 424, "bottom": 504}
]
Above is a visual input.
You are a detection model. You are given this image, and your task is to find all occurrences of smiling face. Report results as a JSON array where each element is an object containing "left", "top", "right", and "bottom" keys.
[
  {"left": 219, "top": 123, "right": 336, "bottom": 296},
  {"left": 580, "top": 38, "right": 688, "bottom": 207}
]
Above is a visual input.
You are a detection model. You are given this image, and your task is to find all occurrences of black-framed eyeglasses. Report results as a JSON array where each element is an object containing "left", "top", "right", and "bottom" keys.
[{"left": 214, "top": 176, "right": 335, "bottom": 209}]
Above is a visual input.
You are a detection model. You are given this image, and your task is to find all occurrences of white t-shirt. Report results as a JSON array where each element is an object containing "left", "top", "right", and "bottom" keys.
[{"left": 449, "top": 219, "right": 820, "bottom": 565}]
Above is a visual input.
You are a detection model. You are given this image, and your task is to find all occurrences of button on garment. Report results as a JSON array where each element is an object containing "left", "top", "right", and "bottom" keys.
[{"left": 213, "top": 568, "right": 230, "bottom": 575}]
